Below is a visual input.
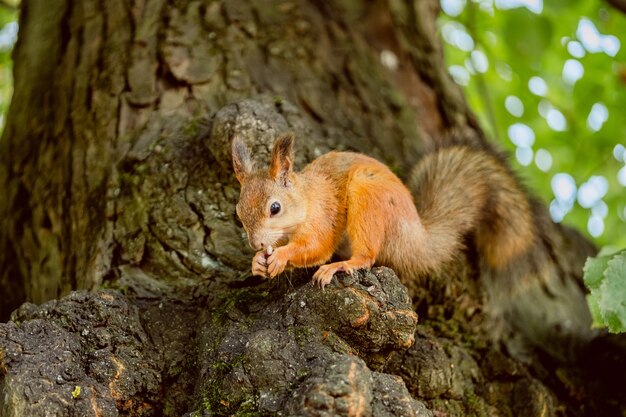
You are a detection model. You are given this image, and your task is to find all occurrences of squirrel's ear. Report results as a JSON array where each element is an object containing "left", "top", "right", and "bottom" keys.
[
  {"left": 270, "top": 133, "right": 295, "bottom": 186},
  {"left": 231, "top": 135, "right": 254, "bottom": 183}
]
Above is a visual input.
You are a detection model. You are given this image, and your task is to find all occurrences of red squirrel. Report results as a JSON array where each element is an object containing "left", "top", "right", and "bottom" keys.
[{"left": 231, "top": 133, "right": 536, "bottom": 288}]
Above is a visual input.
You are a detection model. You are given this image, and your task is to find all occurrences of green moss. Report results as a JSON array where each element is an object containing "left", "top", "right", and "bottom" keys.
[
  {"left": 200, "top": 387, "right": 268, "bottom": 417},
  {"left": 163, "top": 401, "right": 176, "bottom": 416},
  {"left": 182, "top": 117, "right": 205, "bottom": 138},
  {"left": 295, "top": 367, "right": 310, "bottom": 380},
  {"left": 210, "top": 286, "right": 278, "bottom": 327},
  {"left": 422, "top": 318, "right": 461, "bottom": 339},
  {"left": 232, "top": 398, "right": 260, "bottom": 417},
  {"left": 292, "top": 325, "right": 311, "bottom": 348},
  {"left": 198, "top": 355, "right": 251, "bottom": 414},
  {"left": 429, "top": 398, "right": 464, "bottom": 416},
  {"left": 465, "top": 391, "right": 489, "bottom": 417},
  {"left": 168, "top": 363, "right": 182, "bottom": 377},
  {"left": 210, "top": 357, "right": 239, "bottom": 372},
  {"left": 210, "top": 296, "right": 237, "bottom": 325}
]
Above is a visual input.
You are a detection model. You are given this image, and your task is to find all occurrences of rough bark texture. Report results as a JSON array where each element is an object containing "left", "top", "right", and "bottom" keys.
[{"left": 1, "top": 0, "right": 625, "bottom": 416}]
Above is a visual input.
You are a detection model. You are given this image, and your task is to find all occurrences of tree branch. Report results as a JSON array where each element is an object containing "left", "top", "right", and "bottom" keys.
[
  {"left": 0, "top": 0, "right": 17, "bottom": 11},
  {"left": 606, "top": 0, "right": 626, "bottom": 14}
]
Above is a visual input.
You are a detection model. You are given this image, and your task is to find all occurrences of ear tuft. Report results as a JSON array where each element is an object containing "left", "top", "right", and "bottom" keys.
[
  {"left": 270, "top": 133, "right": 295, "bottom": 186},
  {"left": 231, "top": 135, "right": 254, "bottom": 183}
]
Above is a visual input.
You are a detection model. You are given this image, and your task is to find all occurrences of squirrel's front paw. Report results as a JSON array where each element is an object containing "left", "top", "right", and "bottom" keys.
[
  {"left": 251, "top": 251, "right": 269, "bottom": 277},
  {"left": 266, "top": 247, "right": 288, "bottom": 278}
]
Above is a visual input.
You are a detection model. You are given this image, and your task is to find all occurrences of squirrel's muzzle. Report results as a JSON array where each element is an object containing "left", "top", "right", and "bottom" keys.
[{"left": 248, "top": 236, "right": 264, "bottom": 251}]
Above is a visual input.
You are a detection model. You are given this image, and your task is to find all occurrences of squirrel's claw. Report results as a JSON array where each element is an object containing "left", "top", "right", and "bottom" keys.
[
  {"left": 266, "top": 248, "right": 287, "bottom": 278},
  {"left": 251, "top": 251, "right": 269, "bottom": 278},
  {"left": 312, "top": 262, "right": 346, "bottom": 288}
]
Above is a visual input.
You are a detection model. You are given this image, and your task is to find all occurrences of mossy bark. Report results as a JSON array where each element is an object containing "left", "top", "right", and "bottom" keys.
[{"left": 0, "top": 1, "right": 624, "bottom": 416}]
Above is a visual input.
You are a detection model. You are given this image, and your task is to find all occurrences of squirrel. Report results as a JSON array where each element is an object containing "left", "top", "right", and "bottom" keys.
[{"left": 231, "top": 133, "right": 536, "bottom": 288}]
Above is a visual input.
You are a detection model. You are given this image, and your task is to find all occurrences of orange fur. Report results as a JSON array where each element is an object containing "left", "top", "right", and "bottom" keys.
[{"left": 232, "top": 135, "right": 535, "bottom": 287}]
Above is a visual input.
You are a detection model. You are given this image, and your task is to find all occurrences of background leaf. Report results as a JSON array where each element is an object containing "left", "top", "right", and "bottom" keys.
[{"left": 583, "top": 250, "right": 626, "bottom": 333}]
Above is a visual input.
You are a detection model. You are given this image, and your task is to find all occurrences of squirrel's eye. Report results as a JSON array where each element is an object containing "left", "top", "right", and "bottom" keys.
[{"left": 270, "top": 201, "right": 281, "bottom": 216}]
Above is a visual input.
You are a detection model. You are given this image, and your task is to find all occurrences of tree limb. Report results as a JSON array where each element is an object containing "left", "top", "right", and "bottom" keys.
[
  {"left": 0, "top": 0, "right": 17, "bottom": 11},
  {"left": 606, "top": 0, "right": 626, "bottom": 14}
]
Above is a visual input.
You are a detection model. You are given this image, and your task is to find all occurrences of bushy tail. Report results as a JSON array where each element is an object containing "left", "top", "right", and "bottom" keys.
[
  {"left": 410, "top": 146, "right": 598, "bottom": 365},
  {"left": 407, "top": 146, "right": 535, "bottom": 271}
]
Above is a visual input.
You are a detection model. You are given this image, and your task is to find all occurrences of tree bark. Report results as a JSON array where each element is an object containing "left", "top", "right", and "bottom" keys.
[{"left": 1, "top": 0, "right": 624, "bottom": 416}]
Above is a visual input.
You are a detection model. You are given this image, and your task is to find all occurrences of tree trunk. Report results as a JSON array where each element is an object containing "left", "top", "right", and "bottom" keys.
[{"left": 1, "top": 1, "right": 624, "bottom": 416}]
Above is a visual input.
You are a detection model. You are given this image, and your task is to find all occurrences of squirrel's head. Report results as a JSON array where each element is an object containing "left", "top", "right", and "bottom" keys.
[{"left": 231, "top": 133, "right": 307, "bottom": 251}]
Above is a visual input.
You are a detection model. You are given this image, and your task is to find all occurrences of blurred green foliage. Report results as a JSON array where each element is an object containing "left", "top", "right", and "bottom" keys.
[
  {"left": 0, "top": 2, "right": 18, "bottom": 132},
  {"left": 439, "top": 0, "right": 626, "bottom": 249}
]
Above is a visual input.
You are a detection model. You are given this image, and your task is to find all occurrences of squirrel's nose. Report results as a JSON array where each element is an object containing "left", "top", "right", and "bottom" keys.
[{"left": 249, "top": 238, "right": 264, "bottom": 251}]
